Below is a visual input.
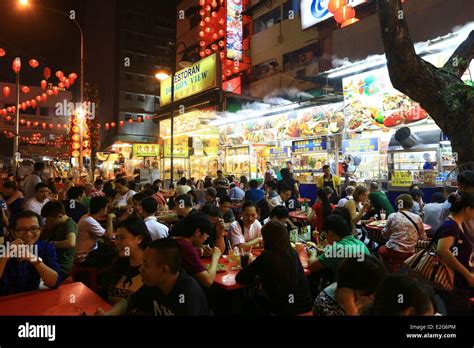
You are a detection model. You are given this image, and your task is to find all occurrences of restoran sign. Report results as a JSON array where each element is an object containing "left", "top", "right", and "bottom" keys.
[
  {"left": 300, "top": 0, "right": 367, "bottom": 30},
  {"left": 160, "top": 54, "right": 218, "bottom": 106}
]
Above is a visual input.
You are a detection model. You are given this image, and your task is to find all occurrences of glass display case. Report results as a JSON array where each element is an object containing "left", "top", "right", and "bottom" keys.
[
  {"left": 388, "top": 149, "right": 438, "bottom": 188},
  {"left": 190, "top": 156, "right": 218, "bottom": 179},
  {"left": 225, "top": 146, "right": 251, "bottom": 179}
]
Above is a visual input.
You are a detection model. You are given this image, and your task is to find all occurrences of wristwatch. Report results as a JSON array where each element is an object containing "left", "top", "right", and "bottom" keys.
[{"left": 31, "top": 257, "right": 43, "bottom": 266}]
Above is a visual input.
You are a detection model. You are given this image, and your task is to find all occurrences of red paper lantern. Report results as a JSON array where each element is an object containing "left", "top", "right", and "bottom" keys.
[
  {"left": 72, "top": 134, "right": 80, "bottom": 142},
  {"left": 211, "top": 1, "right": 217, "bottom": 7},
  {"left": 205, "top": 16, "right": 211, "bottom": 23},
  {"left": 119, "top": 121, "right": 124, "bottom": 127},
  {"left": 218, "top": 40, "right": 225, "bottom": 48},
  {"left": 43, "top": 67, "right": 51, "bottom": 79},
  {"left": 220, "top": 52, "right": 225, "bottom": 59},
  {"left": 56, "top": 71, "right": 64, "bottom": 79},
  {"left": 334, "top": 5, "right": 355, "bottom": 24},
  {"left": 72, "top": 150, "right": 80, "bottom": 158},
  {"left": 12, "top": 58, "right": 21, "bottom": 73},
  {"left": 218, "top": 29, "right": 225, "bottom": 36},
  {"left": 205, "top": 27, "right": 211, "bottom": 34},
  {"left": 199, "top": 21, "right": 205, "bottom": 27},
  {"left": 58, "top": 82, "right": 65, "bottom": 88},
  {"left": 33, "top": 121, "right": 39, "bottom": 127},
  {"left": 6, "top": 116, "right": 12, "bottom": 121},
  {"left": 212, "top": 33, "right": 218, "bottom": 40},
  {"left": 63, "top": 124, "right": 68, "bottom": 129},
  {"left": 68, "top": 73, "right": 77, "bottom": 80},
  {"left": 97, "top": 124, "right": 101, "bottom": 129},
  {"left": 211, "top": 44, "right": 218, "bottom": 51},
  {"left": 225, "top": 69, "right": 232, "bottom": 76},
  {"left": 72, "top": 143, "right": 81, "bottom": 150},
  {"left": 42, "top": 93, "right": 48, "bottom": 101},
  {"left": 199, "top": 10, "right": 205, "bottom": 16},
  {"left": 36, "top": 96, "right": 42, "bottom": 102},
  {"left": 27, "top": 121, "right": 31, "bottom": 127},
  {"left": 0, "top": 48, "right": 5, "bottom": 57},
  {"left": 218, "top": 18, "right": 225, "bottom": 25},
  {"left": 199, "top": 51, "right": 206, "bottom": 57},
  {"left": 20, "top": 119, "right": 25, "bottom": 124},
  {"left": 3, "top": 86, "right": 10, "bottom": 97},
  {"left": 199, "top": 31, "right": 205, "bottom": 38},
  {"left": 29, "top": 59, "right": 39, "bottom": 68},
  {"left": 128, "top": 118, "right": 133, "bottom": 124},
  {"left": 21, "top": 86, "right": 30, "bottom": 94},
  {"left": 31, "top": 99, "right": 37, "bottom": 108},
  {"left": 105, "top": 123, "right": 110, "bottom": 130},
  {"left": 199, "top": 41, "right": 206, "bottom": 47},
  {"left": 47, "top": 89, "right": 54, "bottom": 96},
  {"left": 341, "top": 17, "right": 360, "bottom": 27},
  {"left": 49, "top": 123, "right": 54, "bottom": 129},
  {"left": 40, "top": 80, "right": 47, "bottom": 90},
  {"left": 145, "top": 115, "right": 151, "bottom": 121},
  {"left": 211, "top": 11, "right": 218, "bottom": 18},
  {"left": 65, "top": 79, "right": 71, "bottom": 88},
  {"left": 53, "top": 87, "right": 59, "bottom": 95},
  {"left": 205, "top": 5, "right": 211, "bottom": 11},
  {"left": 199, "top": 0, "right": 205, "bottom": 5},
  {"left": 328, "top": 0, "right": 347, "bottom": 14},
  {"left": 205, "top": 49, "right": 212, "bottom": 55},
  {"left": 26, "top": 100, "right": 31, "bottom": 107},
  {"left": 111, "top": 122, "right": 116, "bottom": 127}
]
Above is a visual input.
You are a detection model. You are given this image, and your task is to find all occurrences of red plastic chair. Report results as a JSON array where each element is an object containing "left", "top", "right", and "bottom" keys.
[{"left": 297, "top": 311, "right": 314, "bottom": 316}]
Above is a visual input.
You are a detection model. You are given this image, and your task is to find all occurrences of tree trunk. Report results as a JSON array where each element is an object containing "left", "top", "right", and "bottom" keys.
[{"left": 377, "top": 0, "right": 474, "bottom": 165}]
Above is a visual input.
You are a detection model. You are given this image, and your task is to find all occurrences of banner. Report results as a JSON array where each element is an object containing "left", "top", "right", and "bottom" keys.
[
  {"left": 227, "top": 0, "right": 243, "bottom": 61},
  {"left": 160, "top": 54, "right": 218, "bottom": 106},
  {"left": 270, "top": 147, "right": 290, "bottom": 159}
]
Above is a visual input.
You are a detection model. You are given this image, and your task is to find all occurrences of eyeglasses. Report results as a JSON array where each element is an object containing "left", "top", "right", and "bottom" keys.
[{"left": 15, "top": 227, "right": 41, "bottom": 235}]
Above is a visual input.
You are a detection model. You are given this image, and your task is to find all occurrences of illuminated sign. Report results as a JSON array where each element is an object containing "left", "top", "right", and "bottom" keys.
[
  {"left": 160, "top": 54, "right": 218, "bottom": 106},
  {"left": 132, "top": 144, "right": 160, "bottom": 157},
  {"left": 300, "top": 0, "right": 367, "bottom": 30},
  {"left": 164, "top": 144, "right": 189, "bottom": 158},
  {"left": 342, "top": 138, "right": 379, "bottom": 153},
  {"left": 392, "top": 171, "right": 413, "bottom": 187},
  {"left": 292, "top": 139, "right": 327, "bottom": 152},
  {"left": 227, "top": 0, "right": 243, "bottom": 61}
]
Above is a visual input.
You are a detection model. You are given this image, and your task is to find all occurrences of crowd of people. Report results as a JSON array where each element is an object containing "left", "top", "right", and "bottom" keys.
[{"left": 0, "top": 161, "right": 472, "bottom": 316}]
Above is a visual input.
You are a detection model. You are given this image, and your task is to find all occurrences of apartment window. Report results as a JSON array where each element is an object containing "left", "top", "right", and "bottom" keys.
[
  {"left": 253, "top": 7, "right": 281, "bottom": 34},
  {"left": 137, "top": 55, "right": 145, "bottom": 63},
  {"left": 125, "top": 93, "right": 132, "bottom": 100},
  {"left": 137, "top": 75, "right": 145, "bottom": 82},
  {"left": 283, "top": 0, "right": 300, "bottom": 20},
  {"left": 137, "top": 95, "right": 145, "bottom": 102},
  {"left": 125, "top": 73, "right": 133, "bottom": 81},
  {"left": 283, "top": 44, "right": 318, "bottom": 72},
  {"left": 252, "top": 60, "right": 276, "bottom": 81}
]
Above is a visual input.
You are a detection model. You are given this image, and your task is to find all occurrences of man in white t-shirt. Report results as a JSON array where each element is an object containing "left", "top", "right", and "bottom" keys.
[
  {"left": 268, "top": 185, "right": 292, "bottom": 211},
  {"left": 76, "top": 196, "right": 115, "bottom": 263},
  {"left": 23, "top": 162, "right": 45, "bottom": 201},
  {"left": 140, "top": 197, "right": 169, "bottom": 240},
  {"left": 24, "top": 183, "right": 50, "bottom": 216},
  {"left": 113, "top": 178, "right": 136, "bottom": 207},
  {"left": 228, "top": 201, "right": 262, "bottom": 251}
]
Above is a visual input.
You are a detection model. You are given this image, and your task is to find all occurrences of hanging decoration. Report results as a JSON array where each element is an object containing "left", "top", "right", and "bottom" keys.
[
  {"left": 12, "top": 58, "right": 21, "bottom": 73},
  {"left": 29, "top": 59, "right": 39, "bottom": 68}
]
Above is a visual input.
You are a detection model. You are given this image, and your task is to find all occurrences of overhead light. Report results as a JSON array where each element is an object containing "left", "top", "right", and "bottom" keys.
[{"left": 155, "top": 68, "right": 171, "bottom": 81}]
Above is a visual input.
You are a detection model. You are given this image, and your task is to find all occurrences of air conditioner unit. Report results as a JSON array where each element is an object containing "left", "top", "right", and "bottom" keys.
[{"left": 299, "top": 51, "right": 313, "bottom": 65}]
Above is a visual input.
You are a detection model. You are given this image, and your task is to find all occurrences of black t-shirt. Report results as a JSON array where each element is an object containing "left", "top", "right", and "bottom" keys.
[
  {"left": 236, "top": 249, "right": 312, "bottom": 315},
  {"left": 129, "top": 269, "right": 209, "bottom": 316},
  {"left": 63, "top": 200, "right": 88, "bottom": 223}
]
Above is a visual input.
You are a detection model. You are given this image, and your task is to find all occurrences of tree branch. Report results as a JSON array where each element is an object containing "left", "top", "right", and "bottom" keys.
[{"left": 442, "top": 31, "right": 474, "bottom": 78}]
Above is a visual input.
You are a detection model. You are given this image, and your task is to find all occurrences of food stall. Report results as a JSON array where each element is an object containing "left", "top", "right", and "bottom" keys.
[
  {"left": 162, "top": 136, "right": 190, "bottom": 182},
  {"left": 269, "top": 147, "right": 291, "bottom": 172},
  {"left": 225, "top": 145, "right": 252, "bottom": 179},
  {"left": 189, "top": 132, "right": 220, "bottom": 179},
  {"left": 130, "top": 144, "right": 160, "bottom": 185},
  {"left": 291, "top": 137, "right": 330, "bottom": 184}
]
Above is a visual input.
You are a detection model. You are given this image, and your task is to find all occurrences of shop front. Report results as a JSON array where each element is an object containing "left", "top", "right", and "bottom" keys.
[{"left": 130, "top": 143, "right": 161, "bottom": 186}]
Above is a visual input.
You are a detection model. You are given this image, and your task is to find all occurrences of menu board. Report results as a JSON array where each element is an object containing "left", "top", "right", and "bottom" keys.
[
  {"left": 391, "top": 171, "right": 413, "bottom": 187},
  {"left": 219, "top": 102, "right": 344, "bottom": 146},
  {"left": 270, "top": 147, "right": 290, "bottom": 159},
  {"left": 343, "top": 68, "right": 431, "bottom": 132},
  {"left": 164, "top": 144, "right": 189, "bottom": 158},
  {"left": 132, "top": 144, "right": 160, "bottom": 157},
  {"left": 292, "top": 139, "right": 327, "bottom": 153}
]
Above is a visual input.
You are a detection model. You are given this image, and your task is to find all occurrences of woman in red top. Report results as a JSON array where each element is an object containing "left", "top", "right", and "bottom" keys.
[{"left": 307, "top": 189, "right": 335, "bottom": 232}]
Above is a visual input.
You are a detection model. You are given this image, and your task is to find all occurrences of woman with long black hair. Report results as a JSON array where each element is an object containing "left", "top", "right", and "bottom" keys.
[
  {"left": 307, "top": 189, "right": 335, "bottom": 233},
  {"left": 236, "top": 221, "right": 312, "bottom": 315}
]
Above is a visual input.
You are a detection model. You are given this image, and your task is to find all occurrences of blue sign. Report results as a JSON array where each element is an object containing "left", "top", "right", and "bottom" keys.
[
  {"left": 342, "top": 138, "right": 379, "bottom": 153},
  {"left": 270, "top": 147, "right": 290, "bottom": 159},
  {"left": 292, "top": 139, "right": 327, "bottom": 153}
]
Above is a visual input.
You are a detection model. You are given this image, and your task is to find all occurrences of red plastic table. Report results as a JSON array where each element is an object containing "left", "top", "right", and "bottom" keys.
[
  {"left": 289, "top": 211, "right": 309, "bottom": 223},
  {"left": 366, "top": 221, "right": 432, "bottom": 233},
  {"left": 0, "top": 282, "right": 111, "bottom": 316},
  {"left": 201, "top": 249, "right": 310, "bottom": 291}
]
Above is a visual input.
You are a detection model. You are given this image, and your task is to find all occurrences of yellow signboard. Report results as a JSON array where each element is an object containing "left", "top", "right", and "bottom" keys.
[
  {"left": 392, "top": 171, "right": 413, "bottom": 187},
  {"left": 164, "top": 144, "right": 189, "bottom": 158},
  {"left": 132, "top": 144, "right": 160, "bottom": 157},
  {"left": 160, "top": 54, "right": 218, "bottom": 106}
]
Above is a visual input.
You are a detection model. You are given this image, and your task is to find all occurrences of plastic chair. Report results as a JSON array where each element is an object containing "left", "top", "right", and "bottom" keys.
[{"left": 297, "top": 311, "right": 314, "bottom": 316}]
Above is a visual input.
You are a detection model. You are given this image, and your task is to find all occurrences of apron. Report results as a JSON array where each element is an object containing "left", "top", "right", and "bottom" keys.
[{"left": 323, "top": 175, "right": 338, "bottom": 204}]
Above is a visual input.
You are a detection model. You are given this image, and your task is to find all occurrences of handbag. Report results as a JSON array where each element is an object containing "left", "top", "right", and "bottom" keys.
[
  {"left": 404, "top": 222, "right": 455, "bottom": 292},
  {"left": 399, "top": 211, "right": 430, "bottom": 251}
]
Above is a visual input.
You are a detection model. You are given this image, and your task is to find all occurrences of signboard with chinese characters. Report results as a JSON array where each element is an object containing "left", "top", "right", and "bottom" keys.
[
  {"left": 292, "top": 139, "right": 327, "bottom": 153},
  {"left": 132, "top": 144, "right": 160, "bottom": 157},
  {"left": 164, "top": 144, "right": 189, "bottom": 158},
  {"left": 223, "top": 76, "right": 242, "bottom": 94},
  {"left": 227, "top": 0, "right": 243, "bottom": 61},
  {"left": 300, "top": 0, "right": 367, "bottom": 30},
  {"left": 392, "top": 171, "right": 413, "bottom": 187},
  {"left": 342, "top": 138, "right": 379, "bottom": 153},
  {"left": 270, "top": 147, "right": 290, "bottom": 159},
  {"left": 160, "top": 54, "right": 218, "bottom": 106}
]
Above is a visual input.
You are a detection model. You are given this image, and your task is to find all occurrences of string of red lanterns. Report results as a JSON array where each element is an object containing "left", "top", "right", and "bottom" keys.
[{"left": 328, "top": 0, "right": 359, "bottom": 27}]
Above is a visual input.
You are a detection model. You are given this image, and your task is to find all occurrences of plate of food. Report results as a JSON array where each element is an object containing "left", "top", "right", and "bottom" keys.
[
  {"left": 207, "top": 263, "right": 227, "bottom": 273},
  {"left": 367, "top": 220, "right": 386, "bottom": 228}
]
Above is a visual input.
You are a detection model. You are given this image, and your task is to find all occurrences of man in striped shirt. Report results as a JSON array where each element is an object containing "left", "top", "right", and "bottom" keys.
[{"left": 84, "top": 183, "right": 105, "bottom": 198}]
